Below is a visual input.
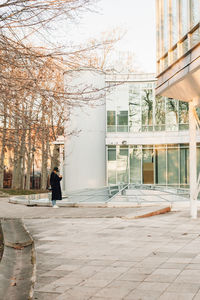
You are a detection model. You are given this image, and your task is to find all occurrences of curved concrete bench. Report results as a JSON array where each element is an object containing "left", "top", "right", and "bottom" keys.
[{"left": 0, "top": 219, "right": 35, "bottom": 300}]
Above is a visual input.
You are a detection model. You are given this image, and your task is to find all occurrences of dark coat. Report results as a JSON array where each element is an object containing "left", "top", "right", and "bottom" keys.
[{"left": 50, "top": 172, "right": 62, "bottom": 200}]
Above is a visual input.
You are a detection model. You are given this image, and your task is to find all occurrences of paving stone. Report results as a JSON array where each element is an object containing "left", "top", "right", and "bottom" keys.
[
  {"left": 136, "top": 282, "right": 170, "bottom": 292},
  {"left": 33, "top": 291, "right": 60, "bottom": 300},
  {"left": 158, "top": 292, "right": 195, "bottom": 300},
  {"left": 80, "top": 278, "right": 113, "bottom": 288},
  {"left": 94, "top": 286, "right": 134, "bottom": 299},
  {"left": 124, "top": 289, "right": 162, "bottom": 299},
  {"left": 166, "top": 282, "right": 200, "bottom": 293}
]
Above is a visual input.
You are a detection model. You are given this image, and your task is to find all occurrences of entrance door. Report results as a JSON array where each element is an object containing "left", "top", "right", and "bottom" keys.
[{"left": 143, "top": 148, "right": 154, "bottom": 184}]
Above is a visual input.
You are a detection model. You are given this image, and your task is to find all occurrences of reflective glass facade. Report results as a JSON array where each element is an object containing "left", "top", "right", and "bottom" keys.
[
  {"left": 107, "top": 144, "right": 197, "bottom": 187},
  {"left": 106, "top": 82, "right": 189, "bottom": 133},
  {"left": 106, "top": 76, "right": 197, "bottom": 187},
  {"left": 156, "top": 0, "right": 200, "bottom": 74}
]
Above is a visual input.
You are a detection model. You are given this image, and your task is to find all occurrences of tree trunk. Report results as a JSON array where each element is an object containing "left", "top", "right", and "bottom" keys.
[
  {"left": 51, "top": 144, "right": 59, "bottom": 171},
  {"left": 25, "top": 128, "right": 32, "bottom": 190},
  {"left": 0, "top": 102, "right": 7, "bottom": 188},
  {"left": 41, "top": 127, "right": 49, "bottom": 190}
]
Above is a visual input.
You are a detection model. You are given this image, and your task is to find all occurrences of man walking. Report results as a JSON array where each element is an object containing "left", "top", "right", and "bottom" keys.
[{"left": 50, "top": 167, "right": 62, "bottom": 208}]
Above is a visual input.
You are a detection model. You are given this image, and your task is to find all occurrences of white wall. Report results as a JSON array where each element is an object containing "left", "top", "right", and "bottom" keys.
[{"left": 64, "top": 69, "right": 106, "bottom": 192}]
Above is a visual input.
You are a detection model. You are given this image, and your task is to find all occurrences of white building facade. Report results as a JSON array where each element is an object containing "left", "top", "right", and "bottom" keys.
[
  {"left": 64, "top": 69, "right": 106, "bottom": 192},
  {"left": 64, "top": 71, "right": 200, "bottom": 193}
]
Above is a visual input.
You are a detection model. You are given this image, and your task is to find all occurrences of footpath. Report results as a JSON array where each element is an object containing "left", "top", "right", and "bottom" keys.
[{"left": 1, "top": 197, "right": 200, "bottom": 299}]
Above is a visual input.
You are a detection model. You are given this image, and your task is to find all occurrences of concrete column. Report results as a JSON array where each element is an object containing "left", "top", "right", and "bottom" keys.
[
  {"left": 64, "top": 69, "right": 106, "bottom": 192},
  {"left": 189, "top": 100, "right": 197, "bottom": 219}
]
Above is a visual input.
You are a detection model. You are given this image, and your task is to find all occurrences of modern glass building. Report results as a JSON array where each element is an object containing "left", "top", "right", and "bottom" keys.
[
  {"left": 156, "top": 0, "right": 200, "bottom": 218},
  {"left": 156, "top": 0, "right": 200, "bottom": 100},
  {"left": 106, "top": 73, "right": 200, "bottom": 188}
]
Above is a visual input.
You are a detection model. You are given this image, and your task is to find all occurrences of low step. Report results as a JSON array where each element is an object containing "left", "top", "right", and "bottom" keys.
[{"left": 122, "top": 205, "right": 171, "bottom": 219}]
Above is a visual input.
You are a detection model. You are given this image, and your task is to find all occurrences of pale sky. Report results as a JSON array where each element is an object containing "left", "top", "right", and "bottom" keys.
[{"left": 54, "top": 0, "right": 156, "bottom": 73}]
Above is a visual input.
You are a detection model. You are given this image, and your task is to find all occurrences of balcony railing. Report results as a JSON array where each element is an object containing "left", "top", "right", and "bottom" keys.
[
  {"left": 157, "top": 23, "right": 200, "bottom": 75},
  {"left": 107, "top": 124, "right": 189, "bottom": 133}
]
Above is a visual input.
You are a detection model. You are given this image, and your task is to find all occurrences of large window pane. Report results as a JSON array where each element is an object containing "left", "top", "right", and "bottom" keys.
[
  {"left": 117, "top": 146, "right": 129, "bottom": 183},
  {"left": 155, "top": 147, "right": 166, "bottom": 185},
  {"left": 108, "top": 146, "right": 116, "bottom": 184},
  {"left": 129, "top": 84, "right": 141, "bottom": 132},
  {"left": 143, "top": 147, "right": 154, "bottom": 184},
  {"left": 180, "top": 145, "right": 189, "bottom": 187},
  {"left": 179, "top": 101, "right": 189, "bottom": 130},
  {"left": 172, "top": 0, "right": 178, "bottom": 45},
  {"left": 117, "top": 111, "right": 128, "bottom": 132},
  {"left": 142, "top": 88, "right": 153, "bottom": 132},
  {"left": 167, "top": 147, "right": 179, "bottom": 185},
  {"left": 191, "top": 0, "right": 200, "bottom": 27},
  {"left": 130, "top": 146, "right": 141, "bottom": 184},
  {"left": 163, "top": 0, "right": 169, "bottom": 52},
  {"left": 166, "top": 98, "right": 178, "bottom": 131},
  {"left": 191, "top": 27, "right": 200, "bottom": 48},
  {"left": 155, "top": 95, "right": 165, "bottom": 131},
  {"left": 180, "top": 0, "right": 188, "bottom": 37},
  {"left": 107, "top": 111, "right": 116, "bottom": 132}
]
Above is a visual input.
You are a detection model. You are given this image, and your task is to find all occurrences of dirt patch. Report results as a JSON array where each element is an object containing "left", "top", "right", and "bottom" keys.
[{"left": 0, "top": 222, "right": 4, "bottom": 262}]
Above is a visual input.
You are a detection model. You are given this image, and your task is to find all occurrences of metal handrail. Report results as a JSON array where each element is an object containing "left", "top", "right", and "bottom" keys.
[{"left": 107, "top": 184, "right": 128, "bottom": 202}]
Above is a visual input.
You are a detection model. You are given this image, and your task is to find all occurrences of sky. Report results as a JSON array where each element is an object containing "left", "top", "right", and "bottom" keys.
[
  {"left": 51, "top": 0, "right": 156, "bottom": 73},
  {"left": 71, "top": 0, "right": 156, "bottom": 73}
]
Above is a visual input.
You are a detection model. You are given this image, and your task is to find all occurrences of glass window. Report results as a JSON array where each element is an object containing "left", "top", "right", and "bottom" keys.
[
  {"left": 107, "top": 111, "right": 116, "bottom": 132},
  {"left": 107, "top": 146, "right": 116, "bottom": 184},
  {"left": 179, "top": 101, "right": 189, "bottom": 130},
  {"left": 155, "top": 96, "right": 165, "bottom": 131},
  {"left": 173, "top": 47, "right": 178, "bottom": 62},
  {"left": 129, "top": 84, "right": 141, "bottom": 132},
  {"left": 191, "top": 27, "right": 200, "bottom": 48},
  {"left": 180, "top": 0, "right": 188, "bottom": 37},
  {"left": 142, "top": 88, "right": 153, "bottom": 132},
  {"left": 155, "top": 147, "right": 166, "bottom": 185},
  {"left": 172, "top": 0, "right": 178, "bottom": 45},
  {"left": 166, "top": 98, "right": 178, "bottom": 131},
  {"left": 191, "top": 0, "right": 200, "bottom": 27},
  {"left": 117, "top": 111, "right": 128, "bottom": 132},
  {"left": 167, "top": 147, "right": 179, "bottom": 185},
  {"left": 117, "top": 146, "right": 129, "bottom": 183},
  {"left": 143, "top": 148, "right": 154, "bottom": 184},
  {"left": 130, "top": 146, "right": 141, "bottom": 184},
  {"left": 180, "top": 145, "right": 189, "bottom": 187},
  {"left": 163, "top": 0, "right": 169, "bottom": 52},
  {"left": 181, "top": 37, "right": 189, "bottom": 55}
]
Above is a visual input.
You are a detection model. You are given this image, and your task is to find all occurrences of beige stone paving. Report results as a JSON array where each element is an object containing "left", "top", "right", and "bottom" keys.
[{"left": 22, "top": 210, "right": 200, "bottom": 300}]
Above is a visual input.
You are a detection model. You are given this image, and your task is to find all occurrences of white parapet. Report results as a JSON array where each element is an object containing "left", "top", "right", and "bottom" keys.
[{"left": 64, "top": 69, "right": 106, "bottom": 192}]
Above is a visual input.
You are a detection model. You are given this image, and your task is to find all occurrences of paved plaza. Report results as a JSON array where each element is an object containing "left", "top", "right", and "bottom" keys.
[{"left": 1, "top": 198, "right": 200, "bottom": 299}]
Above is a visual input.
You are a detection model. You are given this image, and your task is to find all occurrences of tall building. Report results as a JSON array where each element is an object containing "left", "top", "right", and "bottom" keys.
[{"left": 156, "top": 0, "right": 200, "bottom": 217}]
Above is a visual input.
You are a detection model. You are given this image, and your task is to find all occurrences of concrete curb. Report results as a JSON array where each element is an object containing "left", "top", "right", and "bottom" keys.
[
  {"left": 0, "top": 219, "right": 35, "bottom": 300},
  {"left": 122, "top": 205, "right": 171, "bottom": 220}
]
